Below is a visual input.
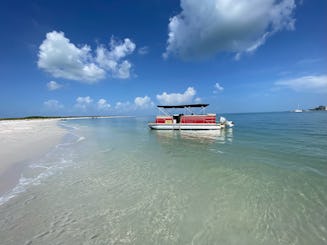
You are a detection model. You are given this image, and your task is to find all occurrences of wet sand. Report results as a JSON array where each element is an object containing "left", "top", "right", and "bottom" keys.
[{"left": 0, "top": 119, "right": 66, "bottom": 195}]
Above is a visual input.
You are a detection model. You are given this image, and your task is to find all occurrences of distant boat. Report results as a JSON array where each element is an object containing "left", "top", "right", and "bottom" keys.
[
  {"left": 148, "top": 104, "right": 234, "bottom": 130},
  {"left": 293, "top": 105, "right": 303, "bottom": 113}
]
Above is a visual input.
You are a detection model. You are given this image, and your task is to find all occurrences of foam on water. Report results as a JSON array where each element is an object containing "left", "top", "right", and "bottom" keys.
[{"left": 0, "top": 122, "right": 84, "bottom": 206}]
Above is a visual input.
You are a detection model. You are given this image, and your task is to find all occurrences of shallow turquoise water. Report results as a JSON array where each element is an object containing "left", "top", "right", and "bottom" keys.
[{"left": 0, "top": 112, "right": 327, "bottom": 244}]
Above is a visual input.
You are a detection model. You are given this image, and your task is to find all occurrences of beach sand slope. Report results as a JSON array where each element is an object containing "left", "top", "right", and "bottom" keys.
[{"left": 0, "top": 119, "right": 66, "bottom": 194}]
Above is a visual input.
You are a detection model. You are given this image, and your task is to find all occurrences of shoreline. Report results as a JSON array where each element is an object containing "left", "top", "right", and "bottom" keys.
[
  {"left": 0, "top": 119, "right": 66, "bottom": 196},
  {"left": 0, "top": 115, "right": 134, "bottom": 121}
]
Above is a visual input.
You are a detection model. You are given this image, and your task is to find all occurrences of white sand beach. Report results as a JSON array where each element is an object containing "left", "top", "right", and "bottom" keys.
[{"left": 0, "top": 119, "right": 66, "bottom": 194}]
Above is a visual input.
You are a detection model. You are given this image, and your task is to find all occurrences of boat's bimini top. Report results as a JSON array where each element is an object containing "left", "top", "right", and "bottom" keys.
[{"left": 157, "top": 104, "right": 209, "bottom": 109}]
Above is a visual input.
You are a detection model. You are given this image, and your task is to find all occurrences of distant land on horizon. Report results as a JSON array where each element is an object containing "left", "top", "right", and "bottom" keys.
[{"left": 0, "top": 115, "right": 134, "bottom": 121}]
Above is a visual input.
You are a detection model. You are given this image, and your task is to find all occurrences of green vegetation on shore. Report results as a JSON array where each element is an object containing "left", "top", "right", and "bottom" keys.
[
  {"left": 0, "top": 116, "right": 61, "bottom": 121},
  {"left": 0, "top": 116, "right": 114, "bottom": 121},
  {"left": 310, "top": 105, "right": 327, "bottom": 111}
]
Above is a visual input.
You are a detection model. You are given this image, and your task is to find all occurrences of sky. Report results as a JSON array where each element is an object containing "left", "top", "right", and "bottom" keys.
[{"left": 0, "top": 0, "right": 326, "bottom": 117}]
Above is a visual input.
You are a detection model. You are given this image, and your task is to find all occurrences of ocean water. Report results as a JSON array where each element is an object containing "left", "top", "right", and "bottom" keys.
[{"left": 0, "top": 112, "right": 326, "bottom": 245}]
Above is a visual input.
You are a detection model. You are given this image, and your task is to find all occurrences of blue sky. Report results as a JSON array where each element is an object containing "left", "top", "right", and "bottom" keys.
[{"left": 0, "top": 0, "right": 326, "bottom": 117}]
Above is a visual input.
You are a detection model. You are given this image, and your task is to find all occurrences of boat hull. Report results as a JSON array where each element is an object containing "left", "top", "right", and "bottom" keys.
[{"left": 148, "top": 123, "right": 221, "bottom": 130}]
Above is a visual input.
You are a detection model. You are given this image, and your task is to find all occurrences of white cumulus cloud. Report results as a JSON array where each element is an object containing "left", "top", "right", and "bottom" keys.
[
  {"left": 96, "top": 37, "right": 136, "bottom": 79},
  {"left": 164, "top": 0, "right": 296, "bottom": 60},
  {"left": 75, "top": 96, "right": 93, "bottom": 109},
  {"left": 115, "top": 101, "right": 132, "bottom": 111},
  {"left": 38, "top": 31, "right": 136, "bottom": 83},
  {"left": 47, "top": 81, "right": 62, "bottom": 91},
  {"left": 114, "top": 96, "right": 154, "bottom": 112},
  {"left": 156, "top": 87, "right": 197, "bottom": 105},
  {"left": 134, "top": 96, "right": 154, "bottom": 109},
  {"left": 115, "top": 60, "right": 132, "bottom": 79},
  {"left": 97, "top": 98, "right": 111, "bottom": 110},
  {"left": 109, "top": 37, "right": 135, "bottom": 60},
  {"left": 275, "top": 75, "right": 327, "bottom": 93},
  {"left": 38, "top": 31, "right": 105, "bottom": 83},
  {"left": 214, "top": 82, "right": 224, "bottom": 93},
  {"left": 138, "top": 46, "right": 149, "bottom": 55},
  {"left": 43, "top": 99, "right": 64, "bottom": 110},
  {"left": 194, "top": 97, "right": 202, "bottom": 103}
]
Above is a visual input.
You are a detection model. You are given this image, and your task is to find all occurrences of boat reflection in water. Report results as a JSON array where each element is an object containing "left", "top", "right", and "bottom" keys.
[{"left": 152, "top": 128, "right": 233, "bottom": 145}]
